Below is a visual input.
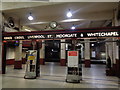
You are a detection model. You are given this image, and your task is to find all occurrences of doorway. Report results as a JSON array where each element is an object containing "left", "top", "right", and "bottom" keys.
[{"left": 45, "top": 40, "right": 60, "bottom": 62}]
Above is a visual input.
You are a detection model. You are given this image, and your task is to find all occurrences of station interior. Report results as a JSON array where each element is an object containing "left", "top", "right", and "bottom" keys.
[{"left": 1, "top": 1, "right": 120, "bottom": 89}]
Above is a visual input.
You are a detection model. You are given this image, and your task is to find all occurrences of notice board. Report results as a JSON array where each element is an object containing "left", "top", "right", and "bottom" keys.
[{"left": 68, "top": 51, "right": 79, "bottom": 67}]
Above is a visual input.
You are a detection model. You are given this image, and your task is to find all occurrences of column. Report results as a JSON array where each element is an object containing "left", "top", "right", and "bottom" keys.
[
  {"left": 71, "top": 39, "right": 77, "bottom": 50},
  {"left": 60, "top": 39, "right": 66, "bottom": 66},
  {"left": 116, "top": 41, "right": 119, "bottom": 77},
  {"left": 84, "top": 39, "right": 91, "bottom": 67},
  {"left": 112, "top": 8, "right": 119, "bottom": 66},
  {"left": 2, "top": 42, "right": 7, "bottom": 74},
  {"left": 22, "top": 50, "right": 27, "bottom": 64},
  {"left": 117, "top": 39, "right": 120, "bottom": 78},
  {"left": 112, "top": 38, "right": 118, "bottom": 71},
  {"left": 105, "top": 41, "right": 113, "bottom": 76},
  {"left": 106, "top": 41, "right": 113, "bottom": 65},
  {"left": 36, "top": 41, "right": 40, "bottom": 77},
  {"left": 112, "top": 8, "right": 119, "bottom": 76},
  {"left": 40, "top": 40, "right": 45, "bottom": 65},
  {"left": 14, "top": 40, "right": 22, "bottom": 69},
  {"left": 106, "top": 8, "right": 119, "bottom": 76}
]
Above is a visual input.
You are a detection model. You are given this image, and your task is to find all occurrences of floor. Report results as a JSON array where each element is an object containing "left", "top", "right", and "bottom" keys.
[{"left": 2, "top": 62, "right": 120, "bottom": 88}]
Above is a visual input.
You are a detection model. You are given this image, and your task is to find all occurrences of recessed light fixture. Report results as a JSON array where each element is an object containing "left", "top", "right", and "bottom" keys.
[
  {"left": 71, "top": 24, "right": 76, "bottom": 30},
  {"left": 80, "top": 33, "right": 83, "bottom": 37},
  {"left": 91, "top": 44, "right": 94, "bottom": 46},
  {"left": 66, "top": 9, "right": 72, "bottom": 18},
  {"left": 28, "top": 12, "right": 33, "bottom": 21}
]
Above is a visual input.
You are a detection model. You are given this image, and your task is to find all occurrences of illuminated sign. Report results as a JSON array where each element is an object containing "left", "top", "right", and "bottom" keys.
[
  {"left": 55, "top": 34, "right": 77, "bottom": 38},
  {"left": 87, "top": 32, "right": 119, "bottom": 37},
  {"left": 3, "top": 31, "right": 119, "bottom": 40}
]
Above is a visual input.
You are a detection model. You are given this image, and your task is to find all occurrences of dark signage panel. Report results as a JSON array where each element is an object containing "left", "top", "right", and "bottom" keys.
[{"left": 3, "top": 31, "right": 120, "bottom": 40}]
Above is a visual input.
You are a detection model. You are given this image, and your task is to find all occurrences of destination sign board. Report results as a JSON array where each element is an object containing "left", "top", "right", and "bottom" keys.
[{"left": 3, "top": 31, "right": 119, "bottom": 40}]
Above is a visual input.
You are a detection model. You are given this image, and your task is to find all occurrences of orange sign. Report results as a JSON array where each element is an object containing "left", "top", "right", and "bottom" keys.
[{"left": 68, "top": 51, "right": 77, "bottom": 56}]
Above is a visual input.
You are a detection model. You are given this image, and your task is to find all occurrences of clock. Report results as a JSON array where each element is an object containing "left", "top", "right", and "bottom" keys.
[
  {"left": 8, "top": 17, "right": 15, "bottom": 28},
  {"left": 49, "top": 21, "right": 58, "bottom": 29}
]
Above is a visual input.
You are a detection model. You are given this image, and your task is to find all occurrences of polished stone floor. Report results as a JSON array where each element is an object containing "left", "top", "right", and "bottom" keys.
[{"left": 2, "top": 62, "right": 120, "bottom": 88}]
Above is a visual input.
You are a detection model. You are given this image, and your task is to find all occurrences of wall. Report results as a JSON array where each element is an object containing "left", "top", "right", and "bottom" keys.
[
  {"left": 6, "top": 47, "right": 27, "bottom": 65},
  {"left": 6, "top": 47, "right": 15, "bottom": 59},
  {"left": 6, "top": 47, "right": 15, "bottom": 65}
]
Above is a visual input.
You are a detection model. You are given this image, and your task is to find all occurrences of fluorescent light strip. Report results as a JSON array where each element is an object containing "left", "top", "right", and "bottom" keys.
[
  {"left": 60, "top": 19, "right": 84, "bottom": 23},
  {"left": 25, "top": 29, "right": 31, "bottom": 32},
  {"left": 29, "top": 22, "right": 48, "bottom": 25}
]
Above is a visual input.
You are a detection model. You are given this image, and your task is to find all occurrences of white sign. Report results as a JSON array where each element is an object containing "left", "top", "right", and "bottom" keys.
[{"left": 68, "top": 51, "right": 79, "bottom": 67}]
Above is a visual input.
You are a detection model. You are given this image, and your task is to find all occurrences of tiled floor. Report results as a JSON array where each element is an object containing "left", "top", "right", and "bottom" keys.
[{"left": 2, "top": 62, "right": 120, "bottom": 88}]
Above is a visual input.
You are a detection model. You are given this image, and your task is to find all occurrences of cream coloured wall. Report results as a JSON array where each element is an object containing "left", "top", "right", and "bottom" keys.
[
  {"left": 6, "top": 47, "right": 26, "bottom": 60},
  {"left": 6, "top": 47, "right": 15, "bottom": 59}
]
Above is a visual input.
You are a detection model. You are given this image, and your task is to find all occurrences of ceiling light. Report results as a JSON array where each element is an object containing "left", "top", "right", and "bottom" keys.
[
  {"left": 29, "top": 22, "right": 47, "bottom": 25},
  {"left": 80, "top": 34, "right": 84, "bottom": 37},
  {"left": 71, "top": 24, "right": 75, "bottom": 30},
  {"left": 28, "top": 13, "right": 33, "bottom": 21},
  {"left": 67, "top": 9, "right": 72, "bottom": 18},
  {"left": 25, "top": 29, "right": 31, "bottom": 32},
  {"left": 60, "top": 19, "right": 84, "bottom": 23},
  {"left": 91, "top": 44, "right": 94, "bottom": 46}
]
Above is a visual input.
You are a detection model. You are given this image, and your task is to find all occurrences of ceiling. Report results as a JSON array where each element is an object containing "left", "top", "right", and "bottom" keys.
[{"left": 2, "top": 2, "right": 119, "bottom": 31}]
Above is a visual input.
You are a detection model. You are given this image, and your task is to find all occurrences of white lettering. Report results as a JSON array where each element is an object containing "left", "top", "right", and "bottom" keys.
[
  {"left": 47, "top": 35, "right": 53, "bottom": 38},
  {"left": 56, "top": 34, "right": 77, "bottom": 38},
  {"left": 87, "top": 32, "right": 119, "bottom": 37},
  {"left": 14, "top": 36, "right": 25, "bottom": 39},
  {"left": 4, "top": 37, "right": 12, "bottom": 40},
  {"left": 27, "top": 35, "right": 45, "bottom": 39}
]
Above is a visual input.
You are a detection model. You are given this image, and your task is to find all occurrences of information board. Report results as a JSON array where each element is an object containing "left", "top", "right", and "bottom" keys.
[{"left": 68, "top": 51, "right": 79, "bottom": 67}]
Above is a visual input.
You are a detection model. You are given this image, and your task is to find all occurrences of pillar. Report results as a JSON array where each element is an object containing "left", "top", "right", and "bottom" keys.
[
  {"left": 106, "top": 8, "right": 119, "bottom": 76},
  {"left": 2, "top": 42, "right": 7, "bottom": 74},
  {"left": 36, "top": 41, "right": 40, "bottom": 77},
  {"left": 116, "top": 42, "right": 119, "bottom": 77},
  {"left": 112, "top": 8, "right": 119, "bottom": 76},
  {"left": 60, "top": 39, "right": 66, "bottom": 66},
  {"left": 40, "top": 40, "right": 45, "bottom": 65},
  {"left": 118, "top": 40, "right": 120, "bottom": 78},
  {"left": 14, "top": 40, "right": 22, "bottom": 69},
  {"left": 71, "top": 39, "right": 77, "bottom": 50},
  {"left": 84, "top": 39, "right": 91, "bottom": 67},
  {"left": 22, "top": 50, "right": 27, "bottom": 64}
]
